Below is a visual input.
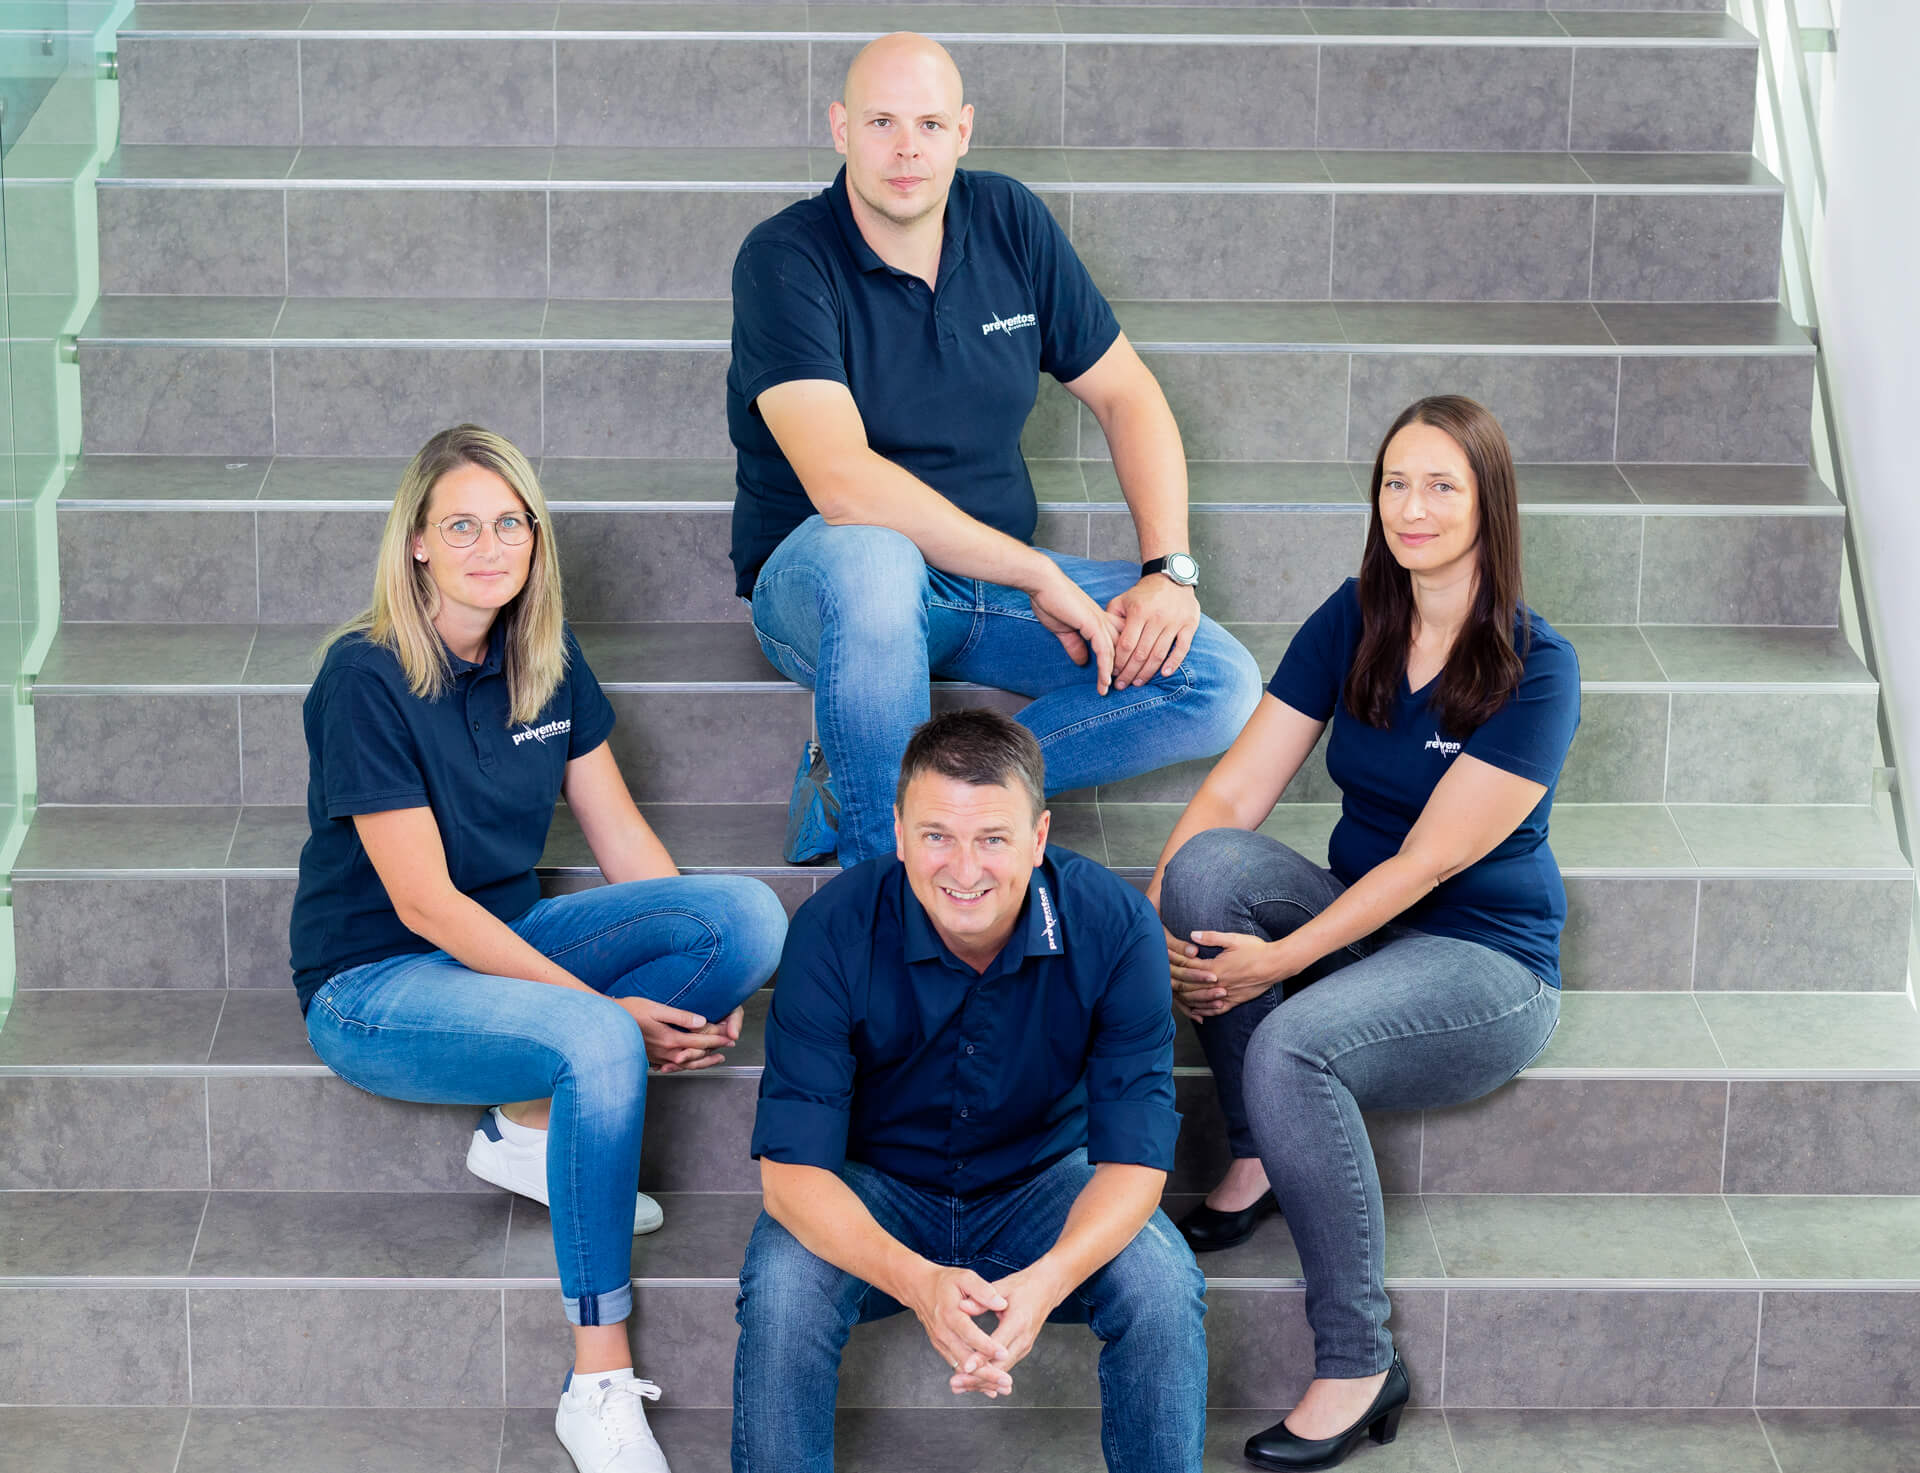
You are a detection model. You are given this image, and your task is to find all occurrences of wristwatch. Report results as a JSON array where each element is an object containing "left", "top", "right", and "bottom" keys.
[{"left": 1143, "top": 552, "right": 1200, "bottom": 589}]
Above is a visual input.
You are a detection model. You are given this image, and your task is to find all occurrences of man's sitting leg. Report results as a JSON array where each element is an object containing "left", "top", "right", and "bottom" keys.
[{"left": 748, "top": 516, "right": 935, "bottom": 866}]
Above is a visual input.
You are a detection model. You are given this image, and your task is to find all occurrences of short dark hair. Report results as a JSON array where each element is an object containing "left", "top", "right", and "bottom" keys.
[{"left": 895, "top": 708, "right": 1046, "bottom": 820}]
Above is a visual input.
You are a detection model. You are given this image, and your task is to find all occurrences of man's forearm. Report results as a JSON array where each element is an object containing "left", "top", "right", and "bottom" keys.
[
  {"left": 1096, "top": 389, "right": 1190, "bottom": 563},
  {"left": 811, "top": 449, "right": 1056, "bottom": 591},
  {"left": 760, "top": 1160, "right": 927, "bottom": 1302},
  {"left": 1031, "top": 1163, "right": 1167, "bottom": 1296}
]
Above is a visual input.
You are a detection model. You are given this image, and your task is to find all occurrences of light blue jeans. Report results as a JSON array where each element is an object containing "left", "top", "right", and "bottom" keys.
[
  {"left": 1160, "top": 829, "right": 1559, "bottom": 1378},
  {"left": 749, "top": 515, "right": 1263, "bottom": 865},
  {"left": 732, "top": 1150, "right": 1208, "bottom": 1473},
  {"left": 304, "top": 875, "right": 787, "bottom": 1325}
]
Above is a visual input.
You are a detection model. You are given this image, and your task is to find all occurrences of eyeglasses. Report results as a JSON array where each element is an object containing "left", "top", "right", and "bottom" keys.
[{"left": 430, "top": 512, "right": 537, "bottom": 548}]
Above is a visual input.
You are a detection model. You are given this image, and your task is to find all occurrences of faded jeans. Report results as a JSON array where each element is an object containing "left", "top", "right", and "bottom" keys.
[
  {"left": 1160, "top": 829, "right": 1559, "bottom": 1377},
  {"left": 305, "top": 875, "right": 787, "bottom": 1325},
  {"left": 731, "top": 1149, "right": 1208, "bottom": 1472},
  {"left": 749, "top": 515, "right": 1263, "bottom": 866}
]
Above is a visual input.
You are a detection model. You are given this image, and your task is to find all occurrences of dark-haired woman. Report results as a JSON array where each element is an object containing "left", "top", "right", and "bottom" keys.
[{"left": 1147, "top": 396, "right": 1577, "bottom": 1471}]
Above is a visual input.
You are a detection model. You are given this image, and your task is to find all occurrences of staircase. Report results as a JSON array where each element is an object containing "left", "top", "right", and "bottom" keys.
[{"left": 4, "top": 2, "right": 1919, "bottom": 1469}]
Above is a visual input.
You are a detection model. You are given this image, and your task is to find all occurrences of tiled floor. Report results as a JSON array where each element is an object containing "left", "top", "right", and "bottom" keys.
[{"left": 4, "top": 1405, "right": 1914, "bottom": 1472}]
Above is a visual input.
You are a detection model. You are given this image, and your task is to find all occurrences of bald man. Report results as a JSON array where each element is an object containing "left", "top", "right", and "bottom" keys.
[{"left": 727, "top": 33, "right": 1260, "bottom": 868}]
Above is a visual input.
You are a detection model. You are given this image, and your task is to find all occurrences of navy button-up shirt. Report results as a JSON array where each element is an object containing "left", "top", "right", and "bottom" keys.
[
  {"left": 289, "top": 621, "right": 616, "bottom": 1011},
  {"left": 726, "top": 166, "right": 1122, "bottom": 597},
  {"left": 751, "top": 846, "right": 1180, "bottom": 1196}
]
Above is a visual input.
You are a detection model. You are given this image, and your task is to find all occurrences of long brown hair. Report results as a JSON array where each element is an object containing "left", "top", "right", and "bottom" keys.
[{"left": 1343, "top": 395, "right": 1528, "bottom": 736}]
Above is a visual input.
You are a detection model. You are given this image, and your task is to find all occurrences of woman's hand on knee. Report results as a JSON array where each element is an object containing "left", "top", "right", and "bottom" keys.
[
  {"left": 616, "top": 997, "right": 736, "bottom": 1072},
  {"left": 1173, "top": 928, "right": 1291, "bottom": 1018}
]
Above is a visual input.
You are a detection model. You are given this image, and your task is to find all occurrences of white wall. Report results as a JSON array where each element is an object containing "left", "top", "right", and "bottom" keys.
[{"left": 1819, "top": 3, "right": 1920, "bottom": 846}]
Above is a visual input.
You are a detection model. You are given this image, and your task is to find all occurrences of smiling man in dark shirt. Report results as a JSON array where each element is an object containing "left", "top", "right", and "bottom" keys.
[
  {"left": 731, "top": 709, "right": 1207, "bottom": 1472},
  {"left": 728, "top": 31, "right": 1260, "bottom": 868}
]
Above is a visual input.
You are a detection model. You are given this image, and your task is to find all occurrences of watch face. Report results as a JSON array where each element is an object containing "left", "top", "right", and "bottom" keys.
[{"left": 1168, "top": 553, "right": 1199, "bottom": 584}]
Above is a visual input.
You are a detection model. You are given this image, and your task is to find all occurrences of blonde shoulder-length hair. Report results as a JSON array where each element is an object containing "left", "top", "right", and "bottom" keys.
[{"left": 326, "top": 424, "right": 567, "bottom": 725}]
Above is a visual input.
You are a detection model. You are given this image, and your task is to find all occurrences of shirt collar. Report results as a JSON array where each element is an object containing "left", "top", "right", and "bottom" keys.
[
  {"left": 898, "top": 854, "right": 1068, "bottom": 974},
  {"left": 446, "top": 619, "right": 508, "bottom": 680},
  {"left": 828, "top": 166, "right": 973, "bottom": 281}
]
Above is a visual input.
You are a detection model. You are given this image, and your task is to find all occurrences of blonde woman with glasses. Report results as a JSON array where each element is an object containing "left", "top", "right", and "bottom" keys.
[{"left": 291, "top": 424, "right": 786, "bottom": 1473}]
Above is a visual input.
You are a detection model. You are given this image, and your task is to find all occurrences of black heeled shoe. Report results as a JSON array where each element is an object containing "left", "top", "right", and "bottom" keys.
[
  {"left": 1175, "top": 1190, "right": 1280, "bottom": 1253},
  {"left": 1243, "top": 1353, "right": 1409, "bottom": 1472}
]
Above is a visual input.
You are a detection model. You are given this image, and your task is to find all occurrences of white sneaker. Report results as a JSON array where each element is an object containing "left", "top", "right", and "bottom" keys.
[
  {"left": 555, "top": 1372, "right": 670, "bottom": 1473},
  {"left": 467, "top": 1107, "right": 665, "bottom": 1235}
]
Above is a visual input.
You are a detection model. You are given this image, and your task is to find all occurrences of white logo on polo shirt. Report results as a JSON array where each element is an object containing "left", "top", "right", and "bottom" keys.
[
  {"left": 981, "top": 311, "right": 1037, "bottom": 337},
  {"left": 1425, "top": 731, "right": 1462, "bottom": 759},
  {"left": 512, "top": 718, "right": 572, "bottom": 747},
  {"left": 1037, "top": 885, "right": 1060, "bottom": 953}
]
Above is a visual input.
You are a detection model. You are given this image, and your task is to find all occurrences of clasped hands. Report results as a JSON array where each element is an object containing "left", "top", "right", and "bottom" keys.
[
  {"left": 1030, "top": 570, "right": 1201, "bottom": 695},
  {"left": 1165, "top": 927, "right": 1294, "bottom": 1022},
  {"left": 905, "top": 1260, "right": 1067, "bottom": 1399},
  {"left": 616, "top": 996, "right": 744, "bottom": 1073}
]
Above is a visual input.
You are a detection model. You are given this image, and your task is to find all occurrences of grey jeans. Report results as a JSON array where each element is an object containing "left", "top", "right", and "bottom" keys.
[{"left": 1160, "top": 828, "right": 1559, "bottom": 1378}]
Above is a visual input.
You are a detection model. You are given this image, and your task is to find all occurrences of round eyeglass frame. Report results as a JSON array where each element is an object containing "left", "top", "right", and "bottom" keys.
[{"left": 429, "top": 512, "right": 539, "bottom": 548}]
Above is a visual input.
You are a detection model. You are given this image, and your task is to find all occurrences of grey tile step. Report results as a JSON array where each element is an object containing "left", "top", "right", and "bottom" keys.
[
  {"left": 27, "top": 622, "right": 1883, "bottom": 808},
  {"left": 95, "top": 146, "right": 1785, "bottom": 305},
  {"left": 4, "top": 990, "right": 1919, "bottom": 1197},
  {"left": 2, "top": 1409, "right": 1910, "bottom": 1473},
  {"left": 7, "top": 987, "right": 1920, "bottom": 1082},
  {"left": 3, "top": 1196, "right": 1918, "bottom": 1410},
  {"left": 11, "top": 1183, "right": 1920, "bottom": 1288},
  {"left": 53, "top": 458, "right": 1847, "bottom": 628},
  {"left": 9, "top": 801, "right": 1910, "bottom": 995},
  {"left": 71, "top": 298, "right": 1815, "bottom": 466},
  {"left": 117, "top": 10, "right": 1756, "bottom": 154},
  {"left": 120, "top": 5, "right": 1756, "bottom": 43}
]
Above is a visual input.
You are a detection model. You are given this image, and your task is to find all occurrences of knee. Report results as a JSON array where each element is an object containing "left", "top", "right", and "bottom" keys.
[
  {"left": 558, "top": 1009, "right": 649, "bottom": 1112},
  {"left": 709, "top": 876, "right": 789, "bottom": 991},
  {"left": 807, "top": 524, "right": 928, "bottom": 634},
  {"left": 737, "top": 1214, "right": 862, "bottom": 1336},
  {"left": 1184, "top": 625, "right": 1263, "bottom": 739},
  {"left": 1160, "top": 827, "right": 1266, "bottom": 939},
  {"left": 1092, "top": 1215, "right": 1207, "bottom": 1347}
]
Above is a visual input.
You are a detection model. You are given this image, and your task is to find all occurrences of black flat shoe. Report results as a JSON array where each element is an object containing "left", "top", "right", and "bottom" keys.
[
  {"left": 1243, "top": 1353, "right": 1409, "bottom": 1472},
  {"left": 1176, "top": 1190, "right": 1280, "bottom": 1253}
]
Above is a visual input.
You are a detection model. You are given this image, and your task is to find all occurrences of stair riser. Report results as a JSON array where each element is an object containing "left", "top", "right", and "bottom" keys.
[
  {"left": 117, "top": 36, "right": 1756, "bottom": 154},
  {"left": 96, "top": 184, "right": 1786, "bottom": 306},
  {"left": 55, "top": 505, "right": 1842, "bottom": 627},
  {"left": 15, "top": 871, "right": 1912, "bottom": 997},
  {"left": 5, "top": 1070, "right": 1916, "bottom": 1197},
  {"left": 28, "top": 684, "right": 1882, "bottom": 809},
  {"left": 74, "top": 341, "right": 1816, "bottom": 466},
  {"left": 4, "top": 1278, "right": 1911, "bottom": 1411}
]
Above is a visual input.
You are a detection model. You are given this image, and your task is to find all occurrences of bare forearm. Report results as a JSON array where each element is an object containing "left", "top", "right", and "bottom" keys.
[
  {"left": 1097, "top": 391, "right": 1189, "bottom": 562},
  {"left": 814, "top": 451, "right": 1056, "bottom": 590},
  {"left": 590, "top": 823, "right": 679, "bottom": 886},
  {"left": 399, "top": 890, "right": 589, "bottom": 992},
  {"left": 761, "top": 1161, "right": 927, "bottom": 1302},
  {"left": 1032, "top": 1164, "right": 1165, "bottom": 1294},
  {"left": 1277, "top": 853, "right": 1439, "bottom": 973}
]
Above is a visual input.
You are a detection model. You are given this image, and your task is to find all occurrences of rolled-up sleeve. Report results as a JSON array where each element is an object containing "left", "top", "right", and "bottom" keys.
[
  {"left": 750, "top": 907, "right": 857, "bottom": 1172},
  {"left": 1084, "top": 906, "right": 1181, "bottom": 1170}
]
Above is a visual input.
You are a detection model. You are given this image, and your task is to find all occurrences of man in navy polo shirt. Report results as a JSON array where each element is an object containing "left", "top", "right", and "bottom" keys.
[
  {"left": 728, "top": 32, "right": 1261, "bottom": 868},
  {"left": 731, "top": 709, "right": 1206, "bottom": 1472}
]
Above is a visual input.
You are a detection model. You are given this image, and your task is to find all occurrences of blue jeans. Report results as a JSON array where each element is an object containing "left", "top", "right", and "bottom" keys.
[
  {"left": 749, "top": 515, "right": 1263, "bottom": 865},
  {"left": 731, "top": 1150, "right": 1208, "bottom": 1473},
  {"left": 1160, "top": 830, "right": 1559, "bottom": 1379},
  {"left": 304, "top": 875, "right": 786, "bottom": 1326}
]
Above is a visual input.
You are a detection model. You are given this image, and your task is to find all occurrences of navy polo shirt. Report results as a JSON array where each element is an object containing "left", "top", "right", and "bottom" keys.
[
  {"left": 751, "top": 847, "right": 1180, "bottom": 1196},
  {"left": 1269, "top": 580, "right": 1582, "bottom": 987},
  {"left": 726, "top": 167, "right": 1123, "bottom": 597},
  {"left": 289, "top": 622, "right": 616, "bottom": 1012}
]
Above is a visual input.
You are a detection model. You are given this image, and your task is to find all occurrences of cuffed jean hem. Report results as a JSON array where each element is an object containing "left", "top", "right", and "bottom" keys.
[{"left": 565, "top": 1282, "right": 634, "bottom": 1328}]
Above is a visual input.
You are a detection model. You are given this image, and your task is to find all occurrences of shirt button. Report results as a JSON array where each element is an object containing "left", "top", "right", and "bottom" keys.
[
  {"left": 471, "top": 722, "right": 480, "bottom": 731},
  {"left": 966, "top": 1044, "right": 976, "bottom": 1056},
  {"left": 960, "top": 1107, "right": 970, "bottom": 1119}
]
